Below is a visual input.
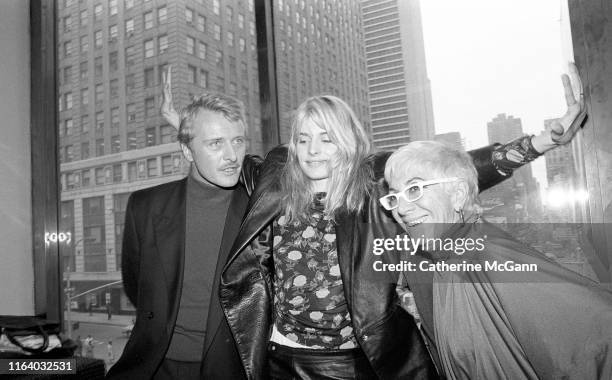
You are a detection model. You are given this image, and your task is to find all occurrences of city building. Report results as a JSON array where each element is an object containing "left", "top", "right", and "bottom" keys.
[
  {"left": 433, "top": 131, "right": 464, "bottom": 150},
  {"left": 57, "top": 0, "right": 371, "bottom": 314},
  {"left": 273, "top": 0, "right": 371, "bottom": 142},
  {"left": 361, "top": 0, "right": 435, "bottom": 151},
  {"left": 481, "top": 113, "right": 540, "bottom": 222}
]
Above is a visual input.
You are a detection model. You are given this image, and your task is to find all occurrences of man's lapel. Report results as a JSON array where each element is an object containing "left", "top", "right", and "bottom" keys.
[
  {"left": 152, "top": 179, "right": 187, "bottom": 323},
  {"left": 223, "top": 177, "right": 281, "bottom": 273},
  {"left": 202, "top": 185, "right": 249, "bottom": 359},
  {"left": 334, "top": 210, "right": 357, "bottom": 310}
]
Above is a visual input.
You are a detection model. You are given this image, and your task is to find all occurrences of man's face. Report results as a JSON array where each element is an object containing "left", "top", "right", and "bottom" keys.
[
  {"left": 181, "top": 110, "right": 246, "bottom": 188},
  {"left": 295, "top": 120, "right": 339, "bottom": 192}
]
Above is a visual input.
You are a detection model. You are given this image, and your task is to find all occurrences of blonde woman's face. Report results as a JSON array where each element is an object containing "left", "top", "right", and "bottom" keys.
[{"left": 296, "top": 120, "right": 339, "bottom": 193}]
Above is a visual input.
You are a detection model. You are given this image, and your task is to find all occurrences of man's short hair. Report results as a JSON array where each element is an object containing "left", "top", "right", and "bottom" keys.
[{"left": 178, "top": 92, "right": 247, "bottom": 145}]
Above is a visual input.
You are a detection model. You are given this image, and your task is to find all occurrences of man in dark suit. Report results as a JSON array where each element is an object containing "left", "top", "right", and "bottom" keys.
[{"left": 106, "top": 93, "right": 250, "bottom": 379}]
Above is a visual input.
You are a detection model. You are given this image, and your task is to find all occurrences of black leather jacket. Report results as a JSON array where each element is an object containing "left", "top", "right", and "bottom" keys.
[{"left": 221, "top": 145, "right": 508, "bottom": 380}]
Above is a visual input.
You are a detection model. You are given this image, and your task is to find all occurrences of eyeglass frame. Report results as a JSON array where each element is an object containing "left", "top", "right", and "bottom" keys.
[{"left": 379, "top": 177, "right": 461, "bottom": 211}]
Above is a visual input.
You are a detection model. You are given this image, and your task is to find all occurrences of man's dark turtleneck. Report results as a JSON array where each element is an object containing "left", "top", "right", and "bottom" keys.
[{"left": 165, "top": 174, "right": 233, "bottom": 361}]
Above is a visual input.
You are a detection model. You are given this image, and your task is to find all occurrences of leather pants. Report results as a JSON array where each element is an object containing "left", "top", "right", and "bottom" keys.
[{"left": 267, "top": 342, "right": 378, "bottom": 380}]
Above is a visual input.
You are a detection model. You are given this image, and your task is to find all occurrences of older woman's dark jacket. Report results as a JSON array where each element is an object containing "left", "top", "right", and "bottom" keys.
[{"left": 220, "top": 145, "right": 508, "bottom": 380}]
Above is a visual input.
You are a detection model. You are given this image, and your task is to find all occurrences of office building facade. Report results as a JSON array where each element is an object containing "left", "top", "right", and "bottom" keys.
[{"left": 361, "top": 0, "right": 435, "bottom": 151}]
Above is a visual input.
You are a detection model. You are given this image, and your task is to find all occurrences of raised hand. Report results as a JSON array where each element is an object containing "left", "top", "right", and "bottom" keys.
[
  {"left": 161, "top": 65, "right": 180, "bottom": 130},
  {"left": 531, "top": 62, "right": 587, "bottom": 152}
]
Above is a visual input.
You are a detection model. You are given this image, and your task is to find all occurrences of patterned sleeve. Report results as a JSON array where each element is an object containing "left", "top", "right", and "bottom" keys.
[{"left": 491, "top": 135, "right": 542, "bottom": 176}]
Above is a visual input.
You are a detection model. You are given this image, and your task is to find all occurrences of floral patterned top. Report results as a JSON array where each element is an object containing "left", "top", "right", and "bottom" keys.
[{"left": 272, "top": 196, "right": 358, "bottom": 349}]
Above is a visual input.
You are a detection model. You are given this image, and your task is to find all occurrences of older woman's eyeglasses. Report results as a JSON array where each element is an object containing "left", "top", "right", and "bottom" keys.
[{"left": 379, "top": 178, "right": 460, "bottom": 210}]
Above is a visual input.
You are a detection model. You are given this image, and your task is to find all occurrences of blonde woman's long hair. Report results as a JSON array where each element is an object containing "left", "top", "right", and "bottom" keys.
[{"left": 280, "top": 95, "right": 373, "bottom": 222}]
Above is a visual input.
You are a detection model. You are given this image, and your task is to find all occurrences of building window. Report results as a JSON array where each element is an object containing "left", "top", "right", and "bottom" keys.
[
  {"left": 64, "top": 41, "right": 72, "bottom": 57},
  {"left": 64, "top": 145, "right": 74, "bottom": 162},
  {"left": 113, "top": 192, "right": 129, "bottom": 269},
  {"left": 109, "top": 0, "right": 118, "bottom": 15},
  {"left": 65, "top": 119, "right": 74, "bottom": 136},
  {"left": 249, "top": 21, "right": 255, "bottom": 36},
  {"left": 214, "top": 24, "right": 221, "bottom": 40},
  {"left": 126, "top": 73, "right": 135, "bottom": 91},
  {"left": 144, "top": 67, "right": 155, "bottom": 88},
  {"left": 125, "top": 45, "right": 136, "bottom": 66},
  {"left": 144, "top": 39, "right": 154, "bottom": 58},
  {"left": 80, "top": 9, "right": 87, "bottom": 27},
  {"left": 81, "top": 142, "right": 90, "bottom": 160},
  {"left": 213, "top": 0, "right": 220, "bottom": 15},
  {"left": 109, "top": 24, "right": 118, "bottom": 42},
  {"left": 111, "top": 107, "right": 120, "bottom": 129},
  {"left": 198, "top": 41, "right": 207, "bottom": 60},
  {"left": 81, "top": 169, "right": 91, "bottom": 187},
  {"left": 81, "top": 115, "right": 89, "bottom": 133},
  {"left": 65, "top": 92, "right": 73, "bottom": 109},
  {"left": 83, "top": 196, "right": 106, "bottom": 272},
  {"left": 199, "top": 70, "right": 208, "bottom": 88},
  {"left": 81, "top": 88, "right": 88, "bottom": 106},
  {"left": 125, "top": 0, "right": 134, "bottom": 9},
  {"left": 160, "top": 125, "right": 175, "bottom": 144},
  {"left": 158, "top": 34, "right": 169, "bottom": 54},
  {"left": 94, "top": 56, "right": 103, "bottom": 77},
  {"left": 215, "top": 50, "right": 223, "bottom": 67},
  {"left": 197, "top": 15, "right": 205, "bottom": 32},
  {"left": 111, "top": 135, "right": 120, "bottom": 153},
  {"left": 145, "top": 127, "right": 157, "bottom": 147},
  {"left": 226, "top": 6, "right": 233, "bottom": 24},
  {"left": 158, "top": 6, "right": 167, "bottom": 23},
  {"left": 63, "top": 16, "right": 72, "bottom": 32},
  {"left": 186, "top": 37, "right": 195, "bottom": 55},
  {"left": 95, "top": 112, "right": 104, "bottom": 130},
  {"left": 95, "top": 84, "right": 104, "bottom": 103},
  {"left": 239, "top": 38, "right": 246, "bottom": 52},
  {"left": 187, "top": 65, "right": 197, "bottom": 84},
  {"left": 125, "top": 18, "right": 134, "bottom": 35},
  {"left": 95, "top": 138, "right": 104, "bottom": 156},
  {"left": 62, "top": 66, "right": 72, "bottom": 84},
  {"left": 94, "top": 4, "right": 102, "bottom": 21},
  {"left": 216, "top": 76, "right": 224, "bottom": 92},
  {"left": 238, "top": 13, "right": 244, "bottom": 29},
  {"left": 147, "top": 158, "right": 158, "bottom": 177},
  {"left": 185, "top": 8, "right": 194, "bottom": 24},
  {"left": 227, "top": 31, "right": 234, "bottom": 47},
  {"left": 162, "top": 155, "right": 173, "bottom": 174},
  {"left": 158, "top": 63, "right": 169, "bottom": 84},
  {"left": 127, "top": 161, "right": 137, "bottom": 181},
  {"left": 145, "top": 97, "right": 156, "bottom": 118},
  {"left": 94, "top": 168, "right": 104, "bottom": 186},
  {"left": 109, "top": 51, "right": 118, "bottom": 71},
  {"left": 110, "top": 79, "right": 119, "bottom": 98},
  {"left": 127, "top": 132, "right": 137, "bottom": 150},
  {"left": 80, "top": 36, "right": 89, "bottom": 54},
  {"left": 94, "top": 30, "right": 102, "bottom": 48},
  {"left": 113, "top": 164, "right": 122, "bottom": 183},
  {"left": 144, "top": 11, "right": 153, "bottom": 30},
  {"left": 127, "top": 104, "right": 136, "bottom": 123}
]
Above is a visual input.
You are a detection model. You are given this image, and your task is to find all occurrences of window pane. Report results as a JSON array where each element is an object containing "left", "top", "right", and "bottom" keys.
[{"left": 55, "top": 0, "right": 260, "bottom": 363}]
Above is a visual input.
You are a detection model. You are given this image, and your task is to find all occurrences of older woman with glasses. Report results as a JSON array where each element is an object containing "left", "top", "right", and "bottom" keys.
[{"left": 383, "top": 140, "right": 612, "bottom": 380}]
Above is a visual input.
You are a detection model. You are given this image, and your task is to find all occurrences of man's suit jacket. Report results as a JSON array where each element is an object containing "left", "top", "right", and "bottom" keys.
[{"left": 106, "top": 178, "right": 248, "bottom": 379}]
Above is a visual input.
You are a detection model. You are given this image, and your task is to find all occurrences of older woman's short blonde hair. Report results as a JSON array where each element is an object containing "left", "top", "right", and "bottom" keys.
[{"left": 384, "top": 140, "right": 480, "bottom": 211}]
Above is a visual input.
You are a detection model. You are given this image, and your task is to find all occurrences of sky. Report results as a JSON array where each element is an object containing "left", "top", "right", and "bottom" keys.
[{"left": 418, "top": 0, "right": 573, "bottom": 189}]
